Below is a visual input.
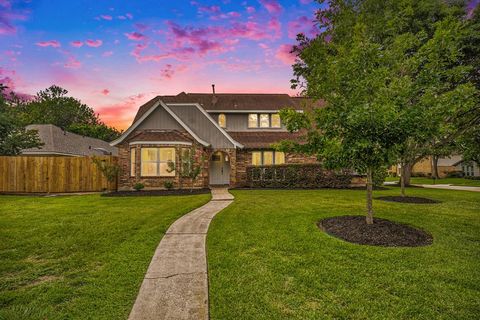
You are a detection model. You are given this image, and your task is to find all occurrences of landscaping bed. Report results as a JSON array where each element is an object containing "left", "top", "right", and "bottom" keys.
[
  {"left": 318, "top": 215, "right": 433, "bottom": 247},
  {"left": 376, "top": 195, "right": 440, "bottom": 204},
  {"left": 103, "top": 188, "right": 211, "bottom": 197}
]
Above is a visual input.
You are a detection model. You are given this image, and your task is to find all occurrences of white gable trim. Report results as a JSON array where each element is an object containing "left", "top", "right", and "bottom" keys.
[
  {"left": 166, "top": 103, "right": 244, "bottom": 149},
  {"left": 110, "top": 100, "right": 210, "bottom": 147}
]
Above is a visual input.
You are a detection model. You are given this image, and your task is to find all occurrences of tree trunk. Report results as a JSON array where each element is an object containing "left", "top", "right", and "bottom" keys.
[
  {"left": 431, "top": 155, "right": 439, "bottom": 180},
  {"left": 366, "top": 167, "right": 374, "bottom": 225}
]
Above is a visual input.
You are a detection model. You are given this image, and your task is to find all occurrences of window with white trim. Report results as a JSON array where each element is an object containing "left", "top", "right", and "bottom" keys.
[
  {"left": 218, "top": 113, "right": 226, "bottom": 128},
  {"left": 141, "top": 147, "right": 176, "bottom": 176},
  {"left": 248, "top": 113, "right": 281, "bottom": 128},
  {"left": 130, "top": 148, "right": 136, "bottom": 177},
  {"left": 251, "top": 151, "right": 285, "bottom": 165}
]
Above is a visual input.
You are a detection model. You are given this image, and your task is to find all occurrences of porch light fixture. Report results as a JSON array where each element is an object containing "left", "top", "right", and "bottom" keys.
[{"left": 225, "top": 155, "right": 229, "bottom": 162}]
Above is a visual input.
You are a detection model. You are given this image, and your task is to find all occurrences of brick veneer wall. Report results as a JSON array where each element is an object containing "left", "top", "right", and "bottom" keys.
[{"left": 117, "top": 130, "right": 210, "bottom": 190}]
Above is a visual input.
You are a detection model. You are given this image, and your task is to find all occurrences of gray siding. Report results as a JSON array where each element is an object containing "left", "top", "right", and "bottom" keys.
[
  {"left": 168, "top": 105, "right": 235, "bottom": 148},
  {"left": 137, "top": 106, "right": 183, "bottom": 131},
  {"left": 209, "top": 112, "right": 287, "bottom": 131}
]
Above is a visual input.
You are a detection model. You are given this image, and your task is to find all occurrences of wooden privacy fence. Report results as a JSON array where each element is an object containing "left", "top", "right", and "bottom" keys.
[{"left": 0, "top": 156, "right": 118, "bottom": 193}]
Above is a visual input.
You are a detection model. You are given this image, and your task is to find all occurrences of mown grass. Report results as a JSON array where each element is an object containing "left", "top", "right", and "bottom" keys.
[
  {"left": 207, "top": 187, "right": 480, "bottom": 319},
  {"left": 385, "top": 176, "right": 480, "bottom": 187},
  {"left": 0, "top": 194, "right": 210, "bottom": 320}
]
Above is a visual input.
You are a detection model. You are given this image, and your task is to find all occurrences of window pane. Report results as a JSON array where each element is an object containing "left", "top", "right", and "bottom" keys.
[
  {"left": 260, "top": 114, "right": 270, "bottom": 128},
  {"left": 160, "top": 148, "right": 175, "bottom": 162},
  {"left": 141, "top": 162, "right": 157, "bottom": 176},
  {"left": 271, "top": 114, "right": 281, "bottom": 128},
  {"left": 130, "top": 148, "right": 136, "bottom": 176},
  {"left": 160, "top": 163, "right": 175, "bottom": 176},
  {"left": 218, "top": 114, "right": 226, "bottom": 128},
  {"left": 252, "top": 152, "right": 262, "bottom": 166},
  {"left": 141, "top": 148, "right": 158, "bottom": 161},
  {"left": 275, "top": 152, "right": 285, "bottom": 164},
  {"left": 263, "top": 151, "right": 273, "bottom": 165},
  {"left": 248, "top": 114, "right": 258, "bottom": 128}
]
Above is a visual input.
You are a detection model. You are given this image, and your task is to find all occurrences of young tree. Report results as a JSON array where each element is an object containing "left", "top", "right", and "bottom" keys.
[
  {"left": 0, "top": 85, "right": 42, "bottom": 155},
  {"left": 168, "top": 147, "right": 205, "bottom": 192}
]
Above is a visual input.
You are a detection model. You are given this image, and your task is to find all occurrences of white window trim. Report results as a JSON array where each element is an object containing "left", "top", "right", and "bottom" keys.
[{"left": 140, "top": 147, "right": 176, "bottom": 177}]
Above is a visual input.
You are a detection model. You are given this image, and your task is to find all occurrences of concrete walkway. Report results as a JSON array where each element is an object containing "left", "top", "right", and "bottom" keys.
[
  {"left": 413, "top": 184, "right": 480, "bottom": 192},
  {"left": 128, "top": 188, "right": 233, "bottom": 320}
]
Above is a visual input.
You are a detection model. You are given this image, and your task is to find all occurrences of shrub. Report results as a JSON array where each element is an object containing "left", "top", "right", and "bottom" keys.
[
  {"left": 373, "top": 167, "right": 388, "bottom": 187},
  {"left": 446, "top": 171, "right": 464, "bottom": 178},
  {"left": 133, "top": 183, "right": 145, "bottom": 191},
  {"left": 465, "top": 176, "right": 480, "bottom": 180},
  {"left": 246, "top": 164, "right": 355, "bottom": 189},
  {"left": 163, "top": 181, "right": 174, "bottom": 190}
]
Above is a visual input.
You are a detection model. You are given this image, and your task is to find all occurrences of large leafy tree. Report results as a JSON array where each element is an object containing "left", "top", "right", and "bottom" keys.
[
  {"left": 17, "top": 85, "right": 121, "bottom": 142},
  {"left": 279, "top": 0, "right": 479, "bottom": 223},
  {"left": 0, "top": 85, "right": 43, "bottom": 155}
]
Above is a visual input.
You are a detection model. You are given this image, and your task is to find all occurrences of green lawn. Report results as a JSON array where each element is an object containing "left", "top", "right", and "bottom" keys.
[
  {"left": 0, "top": 194, "right": 210, "bottom": 320},
  {"left": 385, "top": 176, "right": 480, "bottom": 187},
  {"left": 207, "top": 188, "right": 480, "bottom": 319}
]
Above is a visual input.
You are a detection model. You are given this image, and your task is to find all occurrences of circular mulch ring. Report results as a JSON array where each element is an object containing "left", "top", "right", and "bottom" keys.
[
  {"left": 376, "top": 196, "right": 441, "bottom": 204},
  {"left": 318, "top": 215, "right": 433, "bottom": 247}
]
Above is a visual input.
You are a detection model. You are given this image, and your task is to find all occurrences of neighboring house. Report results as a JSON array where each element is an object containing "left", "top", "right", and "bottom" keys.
[
  {"left": 22, "top": 124, "right": 118, "bottom": 156},
  {"left": 391, "top": 155, "right": 480, "bottom": 178},
  {"left": 111, "top": 91, "right": 321, "bottom": 190}
]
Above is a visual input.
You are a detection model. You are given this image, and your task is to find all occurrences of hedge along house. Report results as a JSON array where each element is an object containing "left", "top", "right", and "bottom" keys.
[{"left": 111, "top": 89, "right": 322, "bottom": 190}]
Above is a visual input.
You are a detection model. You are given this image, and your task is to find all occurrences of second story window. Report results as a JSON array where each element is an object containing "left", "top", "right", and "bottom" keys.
[
  {"left": 218, "top": 113, "right": 226, "bottom": 128},
  {"left": 248, "top": 113, "right": 282, "bottom": 128},
  {"left": 248, "top": 114, "right": 258, "bottom": 128},
  {"left": 271, "top": 114, "right": 281, "bottom": 128}
]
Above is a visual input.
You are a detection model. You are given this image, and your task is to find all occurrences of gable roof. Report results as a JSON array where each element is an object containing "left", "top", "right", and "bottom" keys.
[
  {"left": 133, "top": 93, "right": 321, "bottom": 123},
  {"left": 22, "top": 124, "right": 118, "bottom": 156},
  {"left": 110, "top": 100, "right": 211, "bottom": 147}
]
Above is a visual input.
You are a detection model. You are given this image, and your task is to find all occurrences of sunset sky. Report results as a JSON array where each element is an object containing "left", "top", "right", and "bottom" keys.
[{"left": 0, "top": 0, "right": 322, "bottom": 129}]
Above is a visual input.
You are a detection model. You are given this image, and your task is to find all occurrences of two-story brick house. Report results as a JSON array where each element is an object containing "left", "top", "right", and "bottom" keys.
[{"left": 111, "top": 90, "right": 320, "bottom": 190}]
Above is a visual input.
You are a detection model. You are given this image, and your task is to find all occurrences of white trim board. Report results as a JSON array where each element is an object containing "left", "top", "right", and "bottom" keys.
[
  {"left": 166, "top": 103, "right": 244, "bottom": 148},
  {"left": 129, "top": 141, "right": 192, "bottom": 146},
  {"left": 110, "top": 99, "right": 210, "bottom": 147}
]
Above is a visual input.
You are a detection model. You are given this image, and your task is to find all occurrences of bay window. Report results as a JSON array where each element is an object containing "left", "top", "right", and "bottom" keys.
[{"left": 141, "top": 147, "right": 176, "bottom": 177}]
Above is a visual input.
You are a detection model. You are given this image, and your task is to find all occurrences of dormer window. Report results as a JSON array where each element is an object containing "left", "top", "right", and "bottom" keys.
[
  {"left": 218, "top": 113, "right": 226, "bottom": 128},
  {"left": 271, "top": 114, "right": 281, "bottom": 128},
  {"left": 259, "top": 114, "right": 270, "bottom": 128},
  {"left": 248, "top": 114, "right": 258, "bottom": 128}
]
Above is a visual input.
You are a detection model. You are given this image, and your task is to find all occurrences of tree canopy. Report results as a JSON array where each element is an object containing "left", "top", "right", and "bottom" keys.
[{"left": 279, "top": 0, "right": 480, "bottom": 223}]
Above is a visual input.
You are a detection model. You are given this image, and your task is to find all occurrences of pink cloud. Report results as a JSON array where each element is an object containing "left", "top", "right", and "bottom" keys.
[
  {"left": 64, "top": 56, "right": 81, "bottom": 69},
  {"left": 101, "top": 89, "right": 110, "bottom": 95},
  {"left": 96, "top": 93, "right": 150, "bottom": 129},
  {"left": 125, "top": 13, "right": 133, "bottom": 19},
  {"left": 246, "top": 6, "right": 256, "bottom": 14},
  {"left": 275, "top": 44, "right": 296, "bottom": 65},
  {"left": 299, "top": 0, "right": 312, "bottom": 3},
  {"left": 100, "top": 15, "right": 112, "bottom": 20},
  {"left": 0, "top": 2, "right": 29, "bottom": 36},
  {"left": 288, "top": 16, "right": 318, "bottom": 39},
  {"left": 85, "top": 39, "right": 103, "bottom": 47},
  {"left": 36, "top": 40, "right": 61, "bottom": 47},
  {"left": 70, "top": 40, "right": 83, "bottom": 48},
  {"left": 259, "top": 0, "right": 283, "bottom": 15},
  {"left": 124, "top": 31, "right": 147, "bottom": 41},
  {"left": 102, "top": 50, "right": 113, "bottom": 57}
]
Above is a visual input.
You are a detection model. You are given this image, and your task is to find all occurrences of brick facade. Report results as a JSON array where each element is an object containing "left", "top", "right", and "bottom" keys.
[{"left": 118, "top": 129, "right": 320, "bottom": 190}]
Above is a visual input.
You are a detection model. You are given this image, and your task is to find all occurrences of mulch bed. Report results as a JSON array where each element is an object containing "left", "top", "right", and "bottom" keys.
[
  {"left": 318, "top": 215, "right": 433, "bottom": 247},
  {"left": 376, "top": 196, "right": 441, "bottom": 204},
  {"left": 103, "top": 188, "right": 211, "bottom": 197}
]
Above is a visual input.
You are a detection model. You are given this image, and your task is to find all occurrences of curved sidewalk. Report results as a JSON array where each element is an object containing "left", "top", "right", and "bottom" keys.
[{"left": 128, "top": 188, "right": 233, "bottom": 320}]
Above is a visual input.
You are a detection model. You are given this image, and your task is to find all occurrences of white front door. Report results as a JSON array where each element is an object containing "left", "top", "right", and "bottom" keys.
[{"left": 209, "top": 152, "right": 230, "bottom": 185}]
